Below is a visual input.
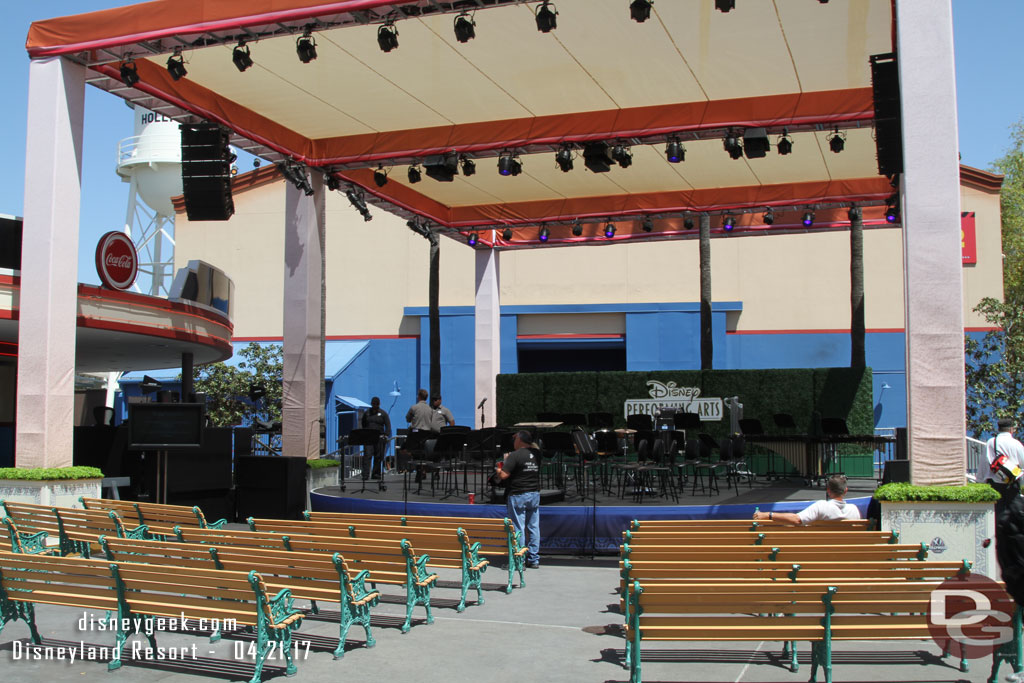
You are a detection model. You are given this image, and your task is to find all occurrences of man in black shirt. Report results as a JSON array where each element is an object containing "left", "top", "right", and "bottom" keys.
[{"left": 494, "top": 430, "right": 541, "bottom": 568}]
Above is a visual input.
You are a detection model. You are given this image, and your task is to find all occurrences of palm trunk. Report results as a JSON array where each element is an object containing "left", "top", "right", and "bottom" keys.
[
  {"left": 850, "top": 209, "right": 865, "bottom": 368},
  {"left": 700, "top": 213, "right": 713, "bottom": 370},
  {"left": 429, "top": 234, "right": 441, "bottom": 396}
]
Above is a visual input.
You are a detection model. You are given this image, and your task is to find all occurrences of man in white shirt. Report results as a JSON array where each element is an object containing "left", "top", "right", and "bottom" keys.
[
  {"left": 752, "top": 474, "right": 860, "bottom": 525},
  {"left": 984, "top": 418, "right": 1024, "bottom": 488}
]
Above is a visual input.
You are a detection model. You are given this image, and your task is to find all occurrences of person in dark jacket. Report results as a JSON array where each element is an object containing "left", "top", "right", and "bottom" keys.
[{"left": 361, "top": 396, "right": 391, "bottom": 479}]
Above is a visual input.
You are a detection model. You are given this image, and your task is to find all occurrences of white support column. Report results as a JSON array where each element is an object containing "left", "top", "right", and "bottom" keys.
[
  {"left": 16, "top": 57, "right": 85, "bottom": 469},
  {"left": 282, "top": 174, "right": 325, "bottom": 460},
  {"left": 474, "top": 246, "right": 500, "bottom": 428},
  {"left": 897, "top": 0, "right": 965, "bottom": 485}
]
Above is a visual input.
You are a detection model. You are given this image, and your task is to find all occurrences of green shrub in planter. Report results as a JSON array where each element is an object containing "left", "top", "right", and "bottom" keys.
[
  {"left": 0, "top": 466, "right": 104, "bottom": 481},
  {"left": 306, "top": 459, "right": 340, "bottom": 470},
  {"left": 875, "top": 482, "right": 1000, "bottom": 503}
]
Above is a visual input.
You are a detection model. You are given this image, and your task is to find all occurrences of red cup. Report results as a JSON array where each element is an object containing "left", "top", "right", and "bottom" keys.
[{"left": 468, "top": 493, "right": 475, "bottom": 505}]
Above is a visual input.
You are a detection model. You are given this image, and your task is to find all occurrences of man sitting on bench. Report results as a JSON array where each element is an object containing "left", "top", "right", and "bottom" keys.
[{"left": 752, "top": 474, "right": 861, "bottom": 525}]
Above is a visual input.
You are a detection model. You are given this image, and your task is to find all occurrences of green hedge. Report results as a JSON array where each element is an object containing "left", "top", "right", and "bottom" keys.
[
  {"left": 0, "top": 466, "right": 105, "bottom": 481},
  {"left": 496, "top": 367, "right": 872, "bottom": 438},
  {"left": 307, "top": 459, "right": 340, "bottom": 469},
  {"left": 874, "top": 482, "right": 999, "bottom": 503}
]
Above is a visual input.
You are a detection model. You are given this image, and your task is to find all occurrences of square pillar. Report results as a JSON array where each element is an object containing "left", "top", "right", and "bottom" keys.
[
  {"left": 474, "top": 247, "right": 500, "bottom": 428},
  {"left": 896, "top": 0, "right": 966, "bottom": 484},
  {"left": 282, "top": 174, "right": 325, "bottom": 460},
  {"left": 16, "top": 57, "right": 85, "bottom": 469}
]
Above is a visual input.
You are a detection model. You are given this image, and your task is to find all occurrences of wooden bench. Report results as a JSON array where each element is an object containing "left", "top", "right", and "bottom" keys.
[
  {"left": 172, "top": 525, "right": 437, "bottom": 633},
  {"left": 0, "top": 501, "right": 147, "bottom": 557},
  {"left": 2, "top": 515, "right": 55, "bottom": 555},
  {"left": 99, "top": 535, "right": 379, "bottom": 658},
  {"left": 621, "top": 528, "right": 899, "bottom": 547},
  {"left": 79, "top": 497, "right": 227, "bottom": 534},
  {"left": 622, "top": 579, "right": 1018, "bottom": 683},
  {"left": 0, "top": 550, "right": 305, "bottom": 683},
  {"left": 629, "top": 518, "right": 870, "bottom": 531},
  {"left": 248, "top": 518, "right": 488, "bottom": 611},
  {"left": 620, "top": 541, "right": 929, "bottom": 564},
  {"left": 301, "top": 511, "right": 528, "bottom": 591}
]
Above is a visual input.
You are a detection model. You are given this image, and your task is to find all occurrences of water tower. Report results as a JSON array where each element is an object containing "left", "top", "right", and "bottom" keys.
[{"left": 116, "top": 106, "right": 183, "bottom": 296}]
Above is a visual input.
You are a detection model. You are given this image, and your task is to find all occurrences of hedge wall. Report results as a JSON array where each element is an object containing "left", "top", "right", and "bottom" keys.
[{"left": 496, "top": 367, "right": 873, "bottom": 438}]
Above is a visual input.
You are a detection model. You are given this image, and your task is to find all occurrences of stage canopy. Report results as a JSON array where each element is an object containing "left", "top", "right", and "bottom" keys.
[{"left": 27, "top": 0, "right": 898, "bottom": 248}]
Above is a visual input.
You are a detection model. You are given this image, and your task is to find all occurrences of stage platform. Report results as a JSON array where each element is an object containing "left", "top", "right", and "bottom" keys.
[{"left": 310, "top": 470, "right": 878, "bottom": 554}]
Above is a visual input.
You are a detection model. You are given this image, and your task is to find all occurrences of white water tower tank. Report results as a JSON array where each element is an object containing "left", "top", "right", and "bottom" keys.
[{"left": 116, "top": 106, "right": 182, "bottom": 216}]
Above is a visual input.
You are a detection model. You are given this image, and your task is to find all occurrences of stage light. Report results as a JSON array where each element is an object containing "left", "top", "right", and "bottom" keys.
[
  {"left": 454, "top": 12, "right": 476, "bottom": 42},
  {"left": 724, "top": 131, "right": 743, "bottom": 159},
  {"left": 497, "top": 152, "right": 522, "bottom": 176},
  {"left": 326, "top": 175, "right": 341, "bottom": 191},
  {"left": 762, "top": 208, "right": 774, "bottom": 226},
  {"left": 885, "top": 195, "right": 899, "bottom": 223},
  {"left": 166, "top": 49, "right": 187, "bottom": 81},
  {"left": 502, "top": 228, "right": 514, "bottom": 240},
  {"left": 374, "top": 165, "right": 389, "bottom": 187},
  {"left": 536, "top": 1, "right": 558, "bottom": 32},
  {"left": 296, "top": 29, "right": 317, "bottom": 63},
  {"left": 612, "top": 144, "right": 633, "bottom": 168},
  {"left": 684, "top": 216, "right": 695, "bottom": 229},
  {"left": 279, "top": 162, "right": 314, "bottom": 196},
  {"left": 571, "top": 220, "right": 583, "bottom": 236},
  {"left": 641, "top": 216, "right": 653, "bottom": 232},
  {"left": 723, "top": 215, "right": 735, "bottom": 231},
  {"left": 539, "top": 227, "right": 550, "bottom": 242},
  {"left": 232, "top": 40, "right": 254, "bottom": 72},
  {"left": 847, "top": 204, "right": 862, "bottom": 221},
  {"left": 377, "top": 21, "right": 399, "bottom": 52},
  {"left": 827, "top": 127, "right": 846, "bottom": 153},
  {"left": 460, "top": 155, "right": 476, "bottom": 176},
  {"left": 665, "top": 136, "right": 685, "bottom": 163},
  {"left": 604, "top": 222, "right": 616, "bottom": 238},
  {"left": 425, "top": 152, "right": 459, "bottom": 182},
  {"left": 802, "top": 210, "right": 815, "bottom": 227},
  {"left": 408, "top": 165, "right": 422, "bottom": 183},
  {"left": 777, "top": 129, "right": 793, "bottom": 155},
  {"left": 716, "top": 0, "right": 735, "bottom": 12},
  {"left": 253, "top": 159, "right": 261, "bottom": 168},
  {"left": 119, "top": 58, "right": 140, "bottom": 87},
  {"left": 555, "top": 144, "right": 574, "bottom": 172},
  {"left": 583, "top": 142, "right": 614, "bottom": 173},
  {"left": 345, "top": 186, "right": 373, "bottom": 221},
  {"left": 468, "top": 232, "right": 478, "bottom": 247},
  {"left": 630, "top": 0, "right": 653, "bottom": 22}
]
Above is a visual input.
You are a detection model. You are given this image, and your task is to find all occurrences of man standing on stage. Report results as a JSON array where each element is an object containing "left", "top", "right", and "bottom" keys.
[
  {"left": 406, "top": 389, "right": 434, "bottom": 432},
  {"left": 494, "top": 430, "right": 541, "bottom": 569}
]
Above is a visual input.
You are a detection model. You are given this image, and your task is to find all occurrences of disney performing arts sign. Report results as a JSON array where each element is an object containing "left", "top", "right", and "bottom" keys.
[{"left": 624, "top": 381, "right": 723, "bottom": 421}]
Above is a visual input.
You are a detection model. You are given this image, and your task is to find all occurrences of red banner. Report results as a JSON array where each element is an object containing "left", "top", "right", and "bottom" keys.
[{"left": 962, "top": 212, "right": 977, "bottom": 265}]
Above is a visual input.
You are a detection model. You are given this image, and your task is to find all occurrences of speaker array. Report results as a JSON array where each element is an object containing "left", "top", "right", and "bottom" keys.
[
  {"left": 180, "top": 123, "right": 235, "bottom": 221},
  {"left": 871, "top": 53, "right": 903, "bottom": 177}
]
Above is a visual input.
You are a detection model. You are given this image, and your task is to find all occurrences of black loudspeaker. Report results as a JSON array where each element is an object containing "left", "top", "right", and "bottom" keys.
[
  {"left": 881, "top": 459, "right": 910, "bottom": 484},
  {"left": 180, "top": 123, "right": 235, "bottom": 221},
  {"left": 235, "top": 455, "right": 307, "bottom": 521},
  {"left": 870, "top": 53, "right": 902, "bottom": 177},
  {"left": 895, "top": 427, "right": 908, "bottom": 460}
]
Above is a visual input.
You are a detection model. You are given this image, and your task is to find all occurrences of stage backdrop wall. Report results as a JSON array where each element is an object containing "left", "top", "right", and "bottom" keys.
[{"left": 497, "top": 367, "right": 873, "bottom": 439}]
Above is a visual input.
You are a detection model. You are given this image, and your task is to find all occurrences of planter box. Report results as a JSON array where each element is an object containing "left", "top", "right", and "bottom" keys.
[
  {"left": 306, "top": 466, "right": 339, "bottom": 511},
  {"left": 0, "top": 478, "right": 102, "bottom": 509},
  {"left": 881, "top": 500, "right": 997, "bottom": 579}
]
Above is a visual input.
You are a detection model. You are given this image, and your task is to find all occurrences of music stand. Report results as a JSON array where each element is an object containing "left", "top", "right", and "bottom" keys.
[
  {"left": 436, "top": 431, "right": 471, "bottom": 499},
  {"left": 467, "top": 428, "right": 504, "bottom": 497},
  {"left": 819, "top": 417, "right": 850, "bottom": 481},
  {"left": 772, "top": 413, "right": 797, "bottom": 431},
  {"left": 345, "top": 428, "right": 387, "bottom": 493}
]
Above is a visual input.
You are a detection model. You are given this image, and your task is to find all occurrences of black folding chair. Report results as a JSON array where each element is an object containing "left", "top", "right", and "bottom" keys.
[
  {"left": 346, "top": 428, "right": 388, "bottom": 493},
  {"left": 539, "top": 431, "right": 574, "bottom": 493}
]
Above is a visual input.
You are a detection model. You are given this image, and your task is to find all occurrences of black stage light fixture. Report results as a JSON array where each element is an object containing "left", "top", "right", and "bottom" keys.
[
  {"left": 374, "top": 165, "right": 389, "bottom": 187},
  {"left": 326, "top": 175, "right": 341, "bottom": 191},
  {"left": 279, "top": 162, "right": 314, "bottom": 196},
  {"left": 827, "top": 127, "right": 846, "bottom": 153},
  {"left": 120, "top": 58, "right": 140, "bottom": 87},
  {"left": 467, "top": 232, "right": 479, "bottom": 247},
  {"left": 641, "top": 216, "right": 653, "bottom": 232},
  {"left": 723, "top": 214, "right": 735, "bottom": 231},
  {"left": 684, "top": 216, "right": 695, "bottom": 230},
  {"left": 571, "top": 220, "right": 583, "bottom": 236},
  {"left": 762, "top": 207, "right": 775, "bottom": 226},
  {"left": 885, "top": 195, "right": 899, "bottom": 223},
  {"left": 583, "top": 142, "right": 614, "bottom": 173},
  {"left": 847, "top": 204, "right": 862, "bottom": 221},
  {"left": 723, "top": 131, "right": 743, "bottom": 159},
  {"left": 460, "top": 155, "right": 476, "bottom": 176},
  {"left": 377, "top": 21, "right": 399, "bottom": 52},
  {"left": 425, "top": 152, "right": 459, "bottom": 182},
  {"left": 743, "top": 128, "right": 770, "bottom": 159},
  {"left": 777, "top": 128, "right": 793, "bottom": 155},
  {"left": 802, "top": 210, "right": 815, "bottom": 227},
  {"left": 232, "top": 40, "right": 254, "bottom": 72},
  {"left": 502, "top": 228, "right": 514, "bottom": 240},
  {"left": 345, "top": 186, "right": 373, "bottom": 221},
  {"left": 715, "top": 0, "right": 735, "bottom": 12},
  {"left": 665, "top": 136, "right": 685, "bottom": 163},
  {"left": 555, "top": 144, "right": 574, "bottom": 172},
  {"left": 539, "top": 226, "right": 550, "bottom": 242},
  {"left": 611, "top": 144, "right": 633, "bottom": 168},
  {"left": 454, "top": 12, "right": 476, "bottom": 43},
  {"left": 604, "top": 221, "right": 616, "bottom": 238},
  {"left": 296, "top": 29, "right": 317, "bottom": 63},
  {"left": 497, "top": 152, "right": 522, "bottom": 176},
  {"left": 166, "top": 49, "right": 187, "bottom": 81},
  {"left": 536, "top": 1, "right": 558, "bottom": 32},
  {"left": 630, "top": 0, "right": 653, "bottom": 22},
  {"left": 408, "top": 165, "right": 422, "bottom": 183}
]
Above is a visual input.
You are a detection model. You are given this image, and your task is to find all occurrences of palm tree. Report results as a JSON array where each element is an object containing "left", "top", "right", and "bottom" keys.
[
  {"left": 849, "top": 206, "right": 865, "bottom": 368},
  {"left": 700, "top": 213, "right": 713, "bottom": 369}
]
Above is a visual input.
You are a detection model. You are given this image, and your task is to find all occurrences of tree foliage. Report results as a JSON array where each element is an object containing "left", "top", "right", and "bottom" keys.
[
  {"left": 192, "top": 342, "right": 283, "bottom": 427},
  {"left": 993, "top": 120, "right": 1024, "bottom": 304}
]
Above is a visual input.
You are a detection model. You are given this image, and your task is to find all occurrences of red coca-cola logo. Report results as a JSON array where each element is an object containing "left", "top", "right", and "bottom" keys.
[{"left": 95, "top": 231, "right": 138, "bottom": 290}]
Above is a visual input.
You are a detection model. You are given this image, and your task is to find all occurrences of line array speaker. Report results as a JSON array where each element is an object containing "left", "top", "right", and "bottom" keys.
[
  {"left": 870, "top": 53, "right": 903, "bottom": 177},
  {"left": 180, "top": 123, "right": 235, "bottom": 221}
]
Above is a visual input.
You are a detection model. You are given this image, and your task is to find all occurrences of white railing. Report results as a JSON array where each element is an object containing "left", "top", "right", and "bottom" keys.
[
  {"left": 117, "top": 134, "right": 181, "bottom": 167},
  {"left": 966, "top": 436, "right": 986, "bottom": 482}
]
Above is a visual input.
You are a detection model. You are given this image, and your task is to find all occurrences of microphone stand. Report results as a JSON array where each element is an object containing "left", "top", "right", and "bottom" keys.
[{"left": 478, "top": 397, "right": 487, "bottom": 429}]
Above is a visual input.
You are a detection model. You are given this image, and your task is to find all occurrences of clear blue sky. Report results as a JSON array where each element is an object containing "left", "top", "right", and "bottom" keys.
[{"left": 2, "top": 1, "right": 1021, "bottom": 285}]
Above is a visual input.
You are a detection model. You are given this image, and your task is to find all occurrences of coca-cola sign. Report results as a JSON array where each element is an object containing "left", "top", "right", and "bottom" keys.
[{"left": 95, "top": 231, "right": 138, "bottom": 290}]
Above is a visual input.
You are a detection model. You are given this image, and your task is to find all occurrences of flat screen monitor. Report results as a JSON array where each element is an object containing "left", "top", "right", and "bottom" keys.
[{"left": 128, "top": 402, "right": 205, "bottom": 449}]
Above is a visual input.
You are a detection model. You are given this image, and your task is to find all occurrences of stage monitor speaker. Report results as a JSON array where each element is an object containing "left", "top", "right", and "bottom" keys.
[
  {"left": 870, "top": 53, "right": 902, "bottom": 177},
  {"left": 881, "top": 459, "right": 910, "bottom": 484},
  {"left": 235, "top": 455, "right": 306, "bottom": 520},
  {"left": 180, "top": 123, "right": 235, "bottom": 221}
]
